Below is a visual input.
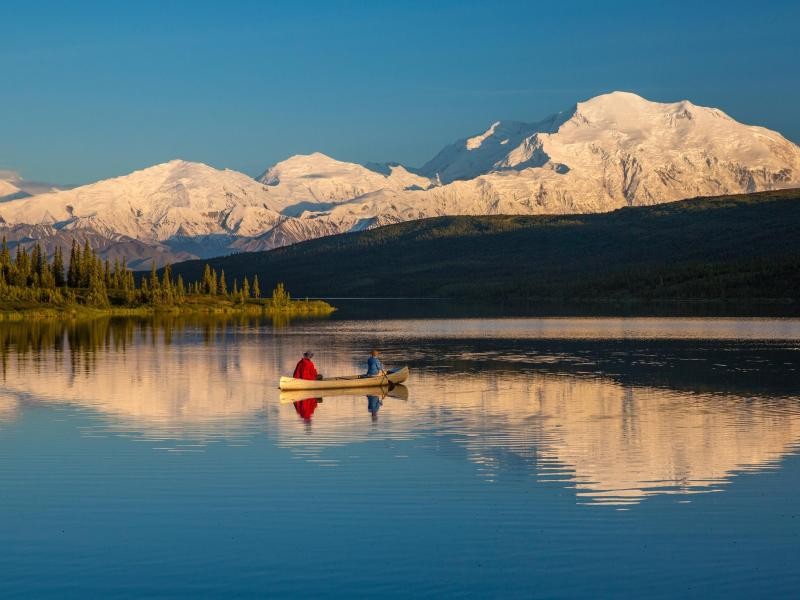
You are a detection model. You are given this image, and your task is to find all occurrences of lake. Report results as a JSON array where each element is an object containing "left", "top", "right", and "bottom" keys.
[{"left": 1, "top": 314, "right": 799, "bottom": 598}]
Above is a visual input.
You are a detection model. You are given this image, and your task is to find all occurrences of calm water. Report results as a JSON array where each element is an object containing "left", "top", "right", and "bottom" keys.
[{"left": 1, "top": 315, "right": 799, "bottom": 598}]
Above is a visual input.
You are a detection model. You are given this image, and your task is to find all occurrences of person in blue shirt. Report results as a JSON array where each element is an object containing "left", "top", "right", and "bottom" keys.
[
  {"left": 367, "top": 394, "right": 383, "bottom": 421},
  {"left": 366, "top": 349, "right": 385, "bottom": 377}
]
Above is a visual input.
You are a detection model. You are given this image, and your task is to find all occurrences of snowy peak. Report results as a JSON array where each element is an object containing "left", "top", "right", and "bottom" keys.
[
  {"left": 419, "top": 91, "right": 800, "bottom": 191},
  {"left": 258, "top": 152, "right": 372, "bottom": 185},
  {"left": 550, "top": 91, "right": 800, "bottom": 174},
  {"left": 575, "top": 90, "right": 676, "bottom": 119},
  {"left": 418, "top": 110, "right": 570, "bottom": 183},
  {"left": 0, "top": 160, "right": 282, "bottom": 242},
  {"left": 0, "top": 169, "right": 64, "bottom": 201},
  {"left": 256, "top": 151, "right": 433, "bottom": 215},
  {"left": 1, "top": 91, "right": 799, "bottom": 267},
  {"left": 465, "top": 120, "right": 526, "bottom": 149},
  {"left": 419, "top": 119, "right": 537, "bottom": 183},
  {"left": 94, "top": 159, "right": 249, "bottom": 195},
  {"left": 564, "top": 91, "right": 718, "bottom": 135},
  {"left": 0, "top": 177, "right": 22, "bottom": 200}
]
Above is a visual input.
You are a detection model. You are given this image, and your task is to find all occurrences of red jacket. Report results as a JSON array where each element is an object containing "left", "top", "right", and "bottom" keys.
[
  {"left": 294, "top": 398, "right": 319, "bottom": 421},
  {"left": 293, "top": 357, "right": 318, "bottom": 380}
]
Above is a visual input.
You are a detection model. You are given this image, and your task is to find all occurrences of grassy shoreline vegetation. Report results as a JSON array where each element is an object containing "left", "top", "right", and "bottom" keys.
[{"left": 0, "top": 239, "right": 334, "bottom": 320}]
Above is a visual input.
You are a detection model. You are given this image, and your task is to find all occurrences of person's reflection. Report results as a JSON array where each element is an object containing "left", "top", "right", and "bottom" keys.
[
  {"left": 293, "top": 397, "right": 321, "bottom": 423},
  {"left": 367, "top": 395, "right": 383, "bottom": 421}
]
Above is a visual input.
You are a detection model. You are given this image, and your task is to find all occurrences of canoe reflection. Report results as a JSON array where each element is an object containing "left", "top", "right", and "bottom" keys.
[
  {"left": 283, "top": 385, "right": 409, "bottom": 423},
  {"left": 279, "top": 385, "right": 409, "bottom": 404}
]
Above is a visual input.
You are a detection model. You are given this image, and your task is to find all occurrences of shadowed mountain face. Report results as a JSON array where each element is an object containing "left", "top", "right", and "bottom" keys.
[
  {"left": 1, "top": 316, "right": 799, "bottom": 506},
  {"left": 1, "top": 92, "right": 799, "bottom": 266},
  {"left": 168, "top": 189, "right": 800, "bottom": 303}
]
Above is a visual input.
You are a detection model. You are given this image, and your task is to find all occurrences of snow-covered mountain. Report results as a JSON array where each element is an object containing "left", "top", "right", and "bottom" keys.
[
  {"left": 0, "top": 160, "right": 287, "bottom": 266},
  {"left": 234, "top": 91, "right": 800, "bottom": 252},
  {"left": 0, "top": 160, "right": 285, "bottom": 239},
  {"left": 0, "top": 177, "right": 20, "bottom": 200},
  {"left": 1, "top": 91, "right": 799, "bottom": 266},
  {"left": 0, "top": 170, "right": 63, "bottom": 201},
  {"left": 257, "top": 152, "right": 432, "bottom": 215},
  {"left": 418, "top": 111, "right": 571, "bottom": 183}
]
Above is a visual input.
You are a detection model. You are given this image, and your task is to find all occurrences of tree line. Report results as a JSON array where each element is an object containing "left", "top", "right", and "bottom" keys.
[{"left": 0, "top": 237, "right": 275, "bottom": 308}]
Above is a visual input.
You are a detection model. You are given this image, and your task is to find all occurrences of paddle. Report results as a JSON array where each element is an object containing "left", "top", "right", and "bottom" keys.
[{"left": 381, "top": 369, "right": 396, "bottom": 391}]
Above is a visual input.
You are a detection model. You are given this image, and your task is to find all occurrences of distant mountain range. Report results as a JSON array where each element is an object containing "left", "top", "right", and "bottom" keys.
[
  {"left": 0, "top": 170, "right": 65, "bottom": 202},
  {"left": 168, "top": 189, "right": 800, "bottom": 303},
  {"left": 1, "top": 91, "right": 799, "bottom": 267}
]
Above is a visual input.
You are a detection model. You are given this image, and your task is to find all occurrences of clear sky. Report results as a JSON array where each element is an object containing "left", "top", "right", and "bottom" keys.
[{"left": 2, "top": 0, "right": 799, "bottom": 185}]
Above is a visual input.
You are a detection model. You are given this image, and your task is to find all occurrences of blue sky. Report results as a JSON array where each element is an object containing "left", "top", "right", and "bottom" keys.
[{"left": 2, "top": 0, "right": 799, "bottom": 184}]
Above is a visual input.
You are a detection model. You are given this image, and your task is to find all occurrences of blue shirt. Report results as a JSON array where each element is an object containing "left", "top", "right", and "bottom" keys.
[
  {"left": 366, "top": 356, "right": 384, "bottom": 376},
  {"left": 367, "top": 395, "right": 382, "bottom": 414}
]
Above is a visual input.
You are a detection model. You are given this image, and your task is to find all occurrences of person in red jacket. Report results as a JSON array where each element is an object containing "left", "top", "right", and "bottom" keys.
[
  {"left": 294, "top": 397, "right": 320, "bottom": 421},
  {"left": 293, "top": 351, "right": 322, "bottom": 380}
]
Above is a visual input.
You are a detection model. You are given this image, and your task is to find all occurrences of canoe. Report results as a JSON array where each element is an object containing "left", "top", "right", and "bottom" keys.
[
  {"left": 279, "top": 384, "right": 409, "bottom": 403},
  {"left": 278, "top": 366, "right": 409, "bottom": 391}
]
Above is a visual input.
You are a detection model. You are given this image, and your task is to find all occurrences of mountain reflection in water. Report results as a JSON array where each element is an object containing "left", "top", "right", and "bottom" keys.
[{"left": 1, "top": 315, "right": 799, "bottom": 506}]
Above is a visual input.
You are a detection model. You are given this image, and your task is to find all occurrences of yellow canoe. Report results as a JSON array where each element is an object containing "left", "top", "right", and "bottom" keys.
[{"left": 278, "top": 366, "right": 409, "bottom": 391}]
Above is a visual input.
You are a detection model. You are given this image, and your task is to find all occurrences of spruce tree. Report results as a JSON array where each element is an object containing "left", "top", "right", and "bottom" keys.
[
  {"left": 104, "top": 259, "right": 111, "bottom": 287},
  {"left": 86, "top": 262, "right": 110, "bottom": 307},
  {"left": 52, "top": 246, "right": 65, "bottom": 287},
  {"left": 0, "top": 236, "right": 9, "bottom": 267},
  {"left": 67, "top": 240, "right": 80, "bottom": 288},
  {"left": 272, "top": 282, "right": 290, "bottom": 307},
  {"left": 0, "top": 236, "right": 10, "bottom": 285},
  {"left": 242, "top": 276, "right": 250, "bottom": 299},
  {"left": 202, "top": 264, "right": 213, "bottom": 294},
  {"left": 218, "top": 269, "right": 227, "bottom": 296},
  {"left": 112, "top": 258, "right": 121, "bottom": 289},
  {"left": 162, "top": 264, "right": 173, "bottom": 291},
  {"left": 14, "top": 247, "right": 29, "bottom": 287},
  {"left": 80, "top": 240, "right": 93, "bottom": 287},
  {"left": 40, "top": 264, "right": 55, "bottom": 289},
  {"left": 252, "top": 275, "right": 260, "bottom": 299},
  {"left": 124, "top": 269, "right": 136, "bottom": 304},
  {"left": 121, "top": 258, "right": 131, "bottom": 291},
  {"left": 162, "top": 265, "right": 174, "bottom": 304},
  {"left": 31, "top": 243, "right": 44, "bottom": 278},
  {"left": 146, "top": 263, "right": 158, "bottom": 303}
]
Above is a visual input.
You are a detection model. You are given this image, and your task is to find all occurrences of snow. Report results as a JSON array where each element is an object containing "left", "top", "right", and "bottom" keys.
[
  {"left": 0, "top": 179, "right": 21, "bottom": 199},
  {"left": 419, "top": 117, "right": 567, "bottom": 183},
  {"left": 0, "top": 170, "right": 64, "bottom": 201},
  {"left": 1, "top": 91, "right": 798, "bottom": 265},
  {"left": 0, "top": 160, "right": 283, "bottom": 241},
  {"left": 256, "top": 152, "right": 431, "bottom": 212}
]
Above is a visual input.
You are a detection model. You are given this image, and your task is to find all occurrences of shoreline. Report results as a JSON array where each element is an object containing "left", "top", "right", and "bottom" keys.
[{"left": 0, "top": 297, "right": 336, "bottom": 321}]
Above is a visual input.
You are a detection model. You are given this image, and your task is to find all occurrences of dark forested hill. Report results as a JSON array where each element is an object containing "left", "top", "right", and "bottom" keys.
[{"left": 168, "top": 189, "right": 800, "bottom": 303}]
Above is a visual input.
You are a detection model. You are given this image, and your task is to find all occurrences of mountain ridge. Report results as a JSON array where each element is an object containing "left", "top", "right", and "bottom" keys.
[
  {"left": 1, "top": 91, "right": 799, "bottom": 266},
  {"left": 167, "top": 188, "right": 800, "bottom": 304}
]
